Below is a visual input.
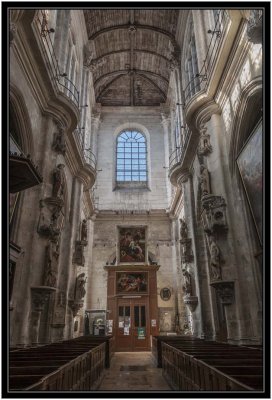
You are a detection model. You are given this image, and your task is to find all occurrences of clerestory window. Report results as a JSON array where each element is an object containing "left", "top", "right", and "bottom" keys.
[{"left": 116, "top": 130, "right": 147, "bottom": 182}]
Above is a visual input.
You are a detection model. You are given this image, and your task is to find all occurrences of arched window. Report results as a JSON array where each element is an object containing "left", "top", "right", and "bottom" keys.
[{"left": 116, "top": 130, "right": 147, "bottom": 182}]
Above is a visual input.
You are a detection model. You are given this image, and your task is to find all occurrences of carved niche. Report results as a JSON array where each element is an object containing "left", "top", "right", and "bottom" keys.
[
  {"left": 72, "top": 241, "right": 85, "bottom": 266},
  {"left": 198, "top": 165, "right": 211, "bottom": 199},
  {"left": 43, "top": 240, "right": 59, "bottom": 288},
  {"left": 37, "top": 164, "right": 66, "bottom": 242},
  {"left": 68, "top": 273, "right": 87, "bottom": 317},
  {"left": 207, "top": 236, "right": 222, "bottom": 282},
  {"left": 201, "top": 194, "right": 228, "bottom": 234},
  {"left": 197, "top": 125, "right": 212, "bottom": 156},
  {"left": 179, "top": 219, "right": 193, "bottom": 263},
  {"left": 37, "top": 197, "right": 64, "bottom": 242},
  {"left": 52, "top": 290, "right": 66, "bottom": 326},
  {"left": 182, "top": 268, "right": 198, "bottom": 312},
  {"left": 52, "top": 122, "right": 66, "bottom": 155}
]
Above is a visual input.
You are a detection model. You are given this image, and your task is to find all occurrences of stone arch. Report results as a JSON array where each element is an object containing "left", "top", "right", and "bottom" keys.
[
  {"left": 9, "top": 84, "right": 34, "bottom": 155},
  {"left": 229, "top": 77, "right": 262, "bottom": 175}
]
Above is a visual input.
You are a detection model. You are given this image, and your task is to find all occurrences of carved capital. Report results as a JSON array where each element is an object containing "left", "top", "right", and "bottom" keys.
[{"left": 210, "top": 280, "right": 235, "bottom": 305}]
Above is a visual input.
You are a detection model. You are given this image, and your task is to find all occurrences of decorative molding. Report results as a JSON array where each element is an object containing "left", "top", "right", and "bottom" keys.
[
  {"left": 72, "top": 241, "right": 86, "bottom": 266},
  {"left": 52, "top": 122, "right": 67, "bottom": 155}
]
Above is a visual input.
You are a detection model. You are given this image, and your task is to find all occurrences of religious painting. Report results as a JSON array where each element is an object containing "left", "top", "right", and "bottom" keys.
[
  {"left": 116, "top": 272, "right": 148, "bottom": 294},
  {"left": 237, "top": 121, "right": 262, "bottom": 242},
  {"left": 119, "top": 227, "right": 146, "bottom": 263}
]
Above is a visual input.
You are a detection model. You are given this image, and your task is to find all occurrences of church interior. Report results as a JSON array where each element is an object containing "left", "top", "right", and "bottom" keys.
[{"left": 8, "top": 7, "right": 264, "bottom": 394}]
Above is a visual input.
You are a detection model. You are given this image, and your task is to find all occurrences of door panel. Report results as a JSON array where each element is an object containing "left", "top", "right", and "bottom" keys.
[{"left": 115, "top": 298, "right": 150, "bottom": 351}]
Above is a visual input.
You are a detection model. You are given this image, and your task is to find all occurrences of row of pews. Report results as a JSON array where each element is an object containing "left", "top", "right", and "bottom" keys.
[
  {"left": 152, "top": 336, "right": 263, "bottom": 391},
  {"left": 9, "top": 335, "right": 114, "bottom": 391}
]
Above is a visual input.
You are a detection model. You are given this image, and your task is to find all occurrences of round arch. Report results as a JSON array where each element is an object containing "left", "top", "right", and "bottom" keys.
[{"left": 9, "top": 84, "right": 34, "bottom": 156}]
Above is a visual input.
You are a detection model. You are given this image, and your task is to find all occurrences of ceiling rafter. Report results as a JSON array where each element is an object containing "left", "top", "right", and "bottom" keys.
[
  {"left": 89, "top": 23, "right": 176, "bottom": 45},
  {"left": 94, "top": 69, "right": 169, "bottom": 88},
  {"left": 96, "top": 72, "right": 167, "bottom": 101},
  {"left": 136, "top": 73, "right": 167, "bottom": 101},
  {"left": 92, "top": 49, "right": 171, "bottom": 64}
]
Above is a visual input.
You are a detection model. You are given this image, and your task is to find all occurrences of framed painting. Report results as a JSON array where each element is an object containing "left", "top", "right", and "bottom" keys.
[
  {"left": 116, "top": 272, "right": 148, "bottom": 294},
  {"left": 236, "top": 120, "right": 262, "bottom": 242},
  {"left": 119, "top": 227, "right": 146, "bottom": 263}
]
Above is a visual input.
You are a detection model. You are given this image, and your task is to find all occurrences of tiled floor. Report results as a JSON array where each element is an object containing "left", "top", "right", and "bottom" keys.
[{"left": 97, "top": 352, "right": 172, "bottom": 391}]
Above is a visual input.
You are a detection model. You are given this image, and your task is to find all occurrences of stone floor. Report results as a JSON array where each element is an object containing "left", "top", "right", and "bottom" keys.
[{"left": 97, "top": 352, "right": 172, "bottom": 392}]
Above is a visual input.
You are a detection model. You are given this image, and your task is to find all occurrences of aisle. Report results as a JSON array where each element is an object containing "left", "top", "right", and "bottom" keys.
[{"left": 97, "top": 352, "right": 172, "bottom": 391}]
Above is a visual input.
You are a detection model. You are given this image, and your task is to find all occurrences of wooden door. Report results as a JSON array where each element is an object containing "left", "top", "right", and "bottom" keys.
[{"left": 115, "top": 297, "right": 150, "bottom": 351}]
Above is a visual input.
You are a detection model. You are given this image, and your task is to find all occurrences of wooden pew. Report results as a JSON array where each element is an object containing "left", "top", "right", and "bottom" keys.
[
  {"left": 9, "top": 339, "right": 107, "bottom": 390},
  {"left": 160, "top": 339, "right": 263, "bottom": 391}
]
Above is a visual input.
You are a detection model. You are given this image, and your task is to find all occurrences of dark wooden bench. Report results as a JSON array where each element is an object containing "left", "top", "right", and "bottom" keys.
[
  {"left": 159, "top": 338, "right": 263, "bottom": 391},
  {"left": 9, "top": 338, "right": 108, "bottom": 390}
]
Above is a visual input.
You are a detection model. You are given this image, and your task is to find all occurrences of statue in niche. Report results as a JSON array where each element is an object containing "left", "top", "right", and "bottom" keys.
[
  {"left": 182, "top": 269, "right": 192, "bottom": 296},
  {"left": 52, "top": 124, "right": 66, "bottom": 155},
  {"left": 199, "top": 165, "right": 211, "bottom": 197},
  {"left": 44, "top": 241, "right": 59, "bottom": 287},
  {"left": 208, "top": 236, "right": 222, "bottom": 281},
  {"left": 51, "top": 206, "right": 61, "bottom": 228},
  {"left": 52, "top": 164, "right": 65, "bottom": 198},
  {"left": 180, "top": 218, "right": 188, "bottom": 240},
  {"left": 75, "top": 273, "right": 87, "bottom": 301},
  {"left": 81, "top": 219, "right": 88, "bottom": 242}
]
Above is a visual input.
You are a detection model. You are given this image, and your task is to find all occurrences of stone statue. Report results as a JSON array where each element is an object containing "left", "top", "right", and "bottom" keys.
[
  {"left": 182, "top": 269, "right": 192, "bottom": 296},
  {"left": 52, "top": 164, "right": 65, "bottom": 198},
  {"left": 75, "top": 273, "right": 87, "bottom": 301},
  {"left": 81, "top": 219, "right": 88, "bottom": 242},
  {"left": 180, "top": 218, "right": 188, "bottom": 240},
  {"left": 44, "top": 241, "right": 59, "bottom": 287},
  {"left": 209, "top": 236, "right": 221, "bottom": 281},
  {"left": 52, "top": 124, "right": 66, "bottom": 155},
  {"left": 199, "top": 165, "right": 211, "bottom": 197}
]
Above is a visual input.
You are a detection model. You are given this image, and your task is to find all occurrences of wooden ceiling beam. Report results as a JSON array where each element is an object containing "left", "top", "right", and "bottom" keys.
[
  {"left": 136, "top": 73, "right": 167, "bottom": 101},
  {"left": 89, "top": 23, "right": 176, "bottom": 45},
  {"left": 93, "top": 49, "right": 170, "bottom": 63},
  {"left": 94, "top": 69, "right": 169, "bottom": 87}
]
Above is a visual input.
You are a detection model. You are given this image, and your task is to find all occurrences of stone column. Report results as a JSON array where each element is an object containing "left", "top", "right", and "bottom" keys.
[
  {"left": 205, "top": 113, "right": 261, "bottom": 344},
  {"left": 161, "top": 112, "right": 172, "bottom": 205},
  {"left": 90, "top": 109, "right": 101, "bottom": 159},
  {"left": 177, "top": 169, "right": 214, "bottom": 339},
  {"left": 31, "top": 287, "right": 56, "bottom": 344}
]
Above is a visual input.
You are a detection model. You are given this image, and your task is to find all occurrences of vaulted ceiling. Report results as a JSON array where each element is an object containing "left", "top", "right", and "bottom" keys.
[{"left": 83, "top": 10, "right": 179, "bottom": 106}]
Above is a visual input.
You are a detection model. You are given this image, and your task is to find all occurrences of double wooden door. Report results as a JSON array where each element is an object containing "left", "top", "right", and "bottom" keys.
[{"left": 115, "top": 297, "right": 150, "bottom": 351}]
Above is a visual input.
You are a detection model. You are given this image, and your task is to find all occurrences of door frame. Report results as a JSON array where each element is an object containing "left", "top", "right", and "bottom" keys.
[{"left": 104, "top": 264, "right": 160, "bottom": 352}]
